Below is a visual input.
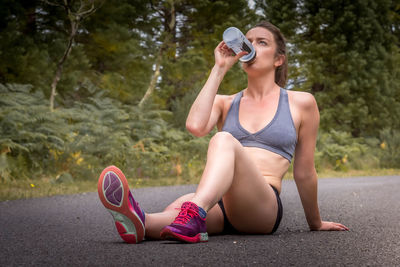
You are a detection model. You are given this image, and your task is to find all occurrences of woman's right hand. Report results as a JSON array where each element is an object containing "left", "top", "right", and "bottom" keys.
[
  {"left": 311, "top": 221, "right": 350, "bottom": 231},
  {"left": 214, "top": 41, "right": 248, "bottom": 73}
]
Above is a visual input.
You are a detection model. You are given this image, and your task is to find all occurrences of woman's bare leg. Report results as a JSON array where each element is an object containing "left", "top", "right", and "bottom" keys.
[
  {"left": 146, "top": 131, "right": 279, "bottom": 239},
  {"left": 190, "top": 131, "right": 278, "bottom": 233}
]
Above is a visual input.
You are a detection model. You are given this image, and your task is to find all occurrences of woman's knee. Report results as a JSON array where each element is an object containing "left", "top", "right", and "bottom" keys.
[{"left": 209, "top": 131, "right": 239, "bottom": 149}]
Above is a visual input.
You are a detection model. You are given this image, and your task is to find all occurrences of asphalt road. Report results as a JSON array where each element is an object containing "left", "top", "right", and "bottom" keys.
[{"left": 1, "top": 176, "right": 399, "bottom": 266}]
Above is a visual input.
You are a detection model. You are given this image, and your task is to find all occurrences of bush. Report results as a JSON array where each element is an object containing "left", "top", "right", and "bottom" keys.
[
  {"left": 0, "top": 83, "right": 209, "bottom": 183},
  {"left": 315, "top": 130, "right": 380, "bottom": 171},
  {"left": 0, "top": 84, "right": 68, "bottom": 181},
  {"left": 2, "top": 83, "right": 396, "bottom": 184},
  {"left": 378, "top": 128, "right": 400, "bottom": 168}
]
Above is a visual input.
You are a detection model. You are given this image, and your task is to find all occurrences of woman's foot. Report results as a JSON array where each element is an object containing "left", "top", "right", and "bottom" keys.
[
  {"left": 160, "top": 202, "right": 208, "bottom": 243},
  {"left": 98, "top": 166, "right": 145, "bottom": 243}
]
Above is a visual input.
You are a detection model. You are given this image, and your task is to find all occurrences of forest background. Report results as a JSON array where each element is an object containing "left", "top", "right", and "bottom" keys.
[{"left": 1, "top": 0, "right": 399, "bottom": 199}]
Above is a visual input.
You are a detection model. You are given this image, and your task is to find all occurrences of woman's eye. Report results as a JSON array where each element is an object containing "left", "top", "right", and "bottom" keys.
[{"left": 259, "top": 41, "right": 267, "bottom": 45}]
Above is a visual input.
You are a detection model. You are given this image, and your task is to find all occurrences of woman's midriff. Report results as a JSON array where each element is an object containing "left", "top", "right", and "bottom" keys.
[{"left": 243, "top": 147, "right": 290, "bottom": 194}]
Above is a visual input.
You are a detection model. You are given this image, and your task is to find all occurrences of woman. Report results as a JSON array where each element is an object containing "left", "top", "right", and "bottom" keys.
[{"left": 97, "top": 21, "right": 349, "bottom": 244}]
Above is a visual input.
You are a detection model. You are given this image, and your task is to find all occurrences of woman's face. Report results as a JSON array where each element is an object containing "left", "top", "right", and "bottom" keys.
[{"left": 242, "top": 27, "right": 283, "bottom": 74}]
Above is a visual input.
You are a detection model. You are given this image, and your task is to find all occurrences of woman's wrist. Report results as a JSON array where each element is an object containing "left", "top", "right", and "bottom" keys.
[
  {"left": 212, "top": 64, "right": 228, "bottom": 77},
  {"left": 309, "top": 220, "right": 323, "bottom": 231}
]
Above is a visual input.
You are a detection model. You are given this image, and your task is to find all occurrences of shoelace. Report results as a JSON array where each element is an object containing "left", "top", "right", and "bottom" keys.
[{"left": 174, "top": 206, "right": 200, "bottom": 225}]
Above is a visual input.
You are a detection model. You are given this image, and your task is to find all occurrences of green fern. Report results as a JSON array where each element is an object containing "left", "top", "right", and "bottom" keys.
[{"left": 0, "top": 83, "right": 211, "bottom": 182}]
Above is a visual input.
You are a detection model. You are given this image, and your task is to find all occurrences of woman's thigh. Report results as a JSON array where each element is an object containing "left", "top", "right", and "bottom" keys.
[
  {"left": 162, "top": 132, "right": 279, "bottom": 235},
  {"left": 220, "top": 136, "right": 279, "bottom": 234}
]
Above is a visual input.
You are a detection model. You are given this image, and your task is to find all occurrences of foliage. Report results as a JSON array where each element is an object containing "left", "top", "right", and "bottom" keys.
[
  {"left": 314, "top": 128, "right": 400, "bottom": 171},
  {"left": 0, "top": 83, "right": 210, "bottom": 182},
  {"left": 0, "top": 83, "right": 67, "bottom": 181},
  {"left": 257, "top": 0, "right": 400, "bottom": 137},
  {"left": 1, "top": 1, "right": 400, "bottom": 185},
  {"left": 378, "top": 128, "right": 400, "bottom": 168},
  {"left": 315, "top": 130, "right": 379, "bottom": 171}
]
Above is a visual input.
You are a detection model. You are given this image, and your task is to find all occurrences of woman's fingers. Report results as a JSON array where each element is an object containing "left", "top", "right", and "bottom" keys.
[
  {"left": 330, "top": 222, "right": 346, "bottom": 231},
  {"left": 216, "top": 40, "right": 225, "bottom": 48},
  {"left": 319, "top": 221, "right": 349, "bottom": 231},
  {"left": 334, "top": 222, "right": 350, "bottom": 231},
  {"left": 214, "top": 41, "right": 247, "bottom": 71},
  {"left": 235, "top": 50, "right": 248, "bottom": 60},
  {"left": 216, "top": 41, "right": 247, "bottom": 59},
  {"left": 215, "top": 41, "right": 230, "bottom": 55}
]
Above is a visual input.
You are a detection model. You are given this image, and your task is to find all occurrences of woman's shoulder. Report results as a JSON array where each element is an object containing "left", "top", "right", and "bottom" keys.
[
  {"left": 216, "top": 92, "right": 239, "bottom": 100},
  {"left": 286, "top": 90, "right": 317, "bottom": 111},
  {"left": 216, "top": 92, "right": 240, "bottom": 107}
]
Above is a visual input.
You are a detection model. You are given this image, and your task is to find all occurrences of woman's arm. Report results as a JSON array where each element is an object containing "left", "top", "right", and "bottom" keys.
[
  {"left": 185, "top": 66, "right": 226, "bottom": 137},
  {"left": 292, "top": 92, "right": 349, "bottom": 231},
  {"left": 186, "top": 41, "right": 246, "bottom": 137}
]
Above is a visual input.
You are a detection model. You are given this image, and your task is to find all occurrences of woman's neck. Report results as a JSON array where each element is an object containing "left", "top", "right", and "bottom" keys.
[{"left": 245, "top": 71, "right": 280, "bottom": 100}]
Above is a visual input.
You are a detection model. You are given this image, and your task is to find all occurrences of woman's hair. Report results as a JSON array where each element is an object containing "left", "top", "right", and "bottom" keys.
[{"left": 253, "top": 21, "right": 288, "bottom": 87}]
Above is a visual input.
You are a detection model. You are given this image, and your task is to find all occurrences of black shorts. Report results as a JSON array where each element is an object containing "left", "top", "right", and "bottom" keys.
[{"left": 217, "top": 184, "right": 283, "bottom": 234}]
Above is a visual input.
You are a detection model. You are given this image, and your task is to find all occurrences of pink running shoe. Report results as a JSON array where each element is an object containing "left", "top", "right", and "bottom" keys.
[
  {"left": 160, "top": 202, "right": 208, "bottom": 243},
  {"left": 98, "top": 166, "right": 145, "bottom": 244}
]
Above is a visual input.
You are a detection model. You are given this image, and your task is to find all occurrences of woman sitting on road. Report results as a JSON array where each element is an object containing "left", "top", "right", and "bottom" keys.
[{"left": 97, "top": 21, "right": 349, "bottom": 244}]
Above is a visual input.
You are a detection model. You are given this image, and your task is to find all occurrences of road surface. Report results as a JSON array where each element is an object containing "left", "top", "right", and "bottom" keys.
[{"left": 1, "top": 176, "right": 399, "bottom": 266}]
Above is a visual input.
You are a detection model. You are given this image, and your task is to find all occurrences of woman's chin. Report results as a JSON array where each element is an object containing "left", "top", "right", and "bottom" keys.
[
  {"left": 243, "top": 58, "right": 256, "bottom": 67},
  {"left": 242, "top": 61, "right": 261, "bottom": 74}
]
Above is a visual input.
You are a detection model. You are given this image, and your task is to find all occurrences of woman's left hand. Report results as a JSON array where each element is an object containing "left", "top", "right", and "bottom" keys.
[{"left": 312, "top": 221, "right": 349, "bottom": 231}]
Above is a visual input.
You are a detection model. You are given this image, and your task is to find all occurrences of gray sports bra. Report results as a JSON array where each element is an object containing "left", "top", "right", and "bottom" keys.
[{"left": 222, "top": 88, "right": 297, "bottom": 162}]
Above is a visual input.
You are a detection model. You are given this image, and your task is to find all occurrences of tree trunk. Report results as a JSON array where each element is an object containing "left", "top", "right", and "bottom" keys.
[
  {"left": 138, "top": 51, "right": 162, "bottom": 107},
  {"left": 138, "top": 1, "right": 176, "bottom": 107},
  {"left": 49, "top": 21, "right": 77, "bottom": 111},
  {"left": 47, "top": 0, "right": 102, "bottom": 111}
]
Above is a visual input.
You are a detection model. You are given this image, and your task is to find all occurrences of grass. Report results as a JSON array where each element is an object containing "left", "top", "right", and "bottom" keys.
[
  {"left": 1, "top": 168, "right": 399, "bottom": 201},
  {"left": 284, "top": 168, "right": 400, "bottom": 180},
  {"left": 0, "top": 175, "right": 197, "bottom": 201}
]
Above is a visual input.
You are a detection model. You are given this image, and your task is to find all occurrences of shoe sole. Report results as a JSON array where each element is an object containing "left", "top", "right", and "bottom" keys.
[
  {"left": 98, "top": 166, "right": 145, "bottom": 243},
  {"left": 160, "top": 228, "right": 208, "bottom": 243}
]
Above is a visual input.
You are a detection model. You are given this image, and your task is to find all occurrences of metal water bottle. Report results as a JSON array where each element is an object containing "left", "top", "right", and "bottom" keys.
[{"left": 222, "top": 27, "right": 256, "bottom": 63}]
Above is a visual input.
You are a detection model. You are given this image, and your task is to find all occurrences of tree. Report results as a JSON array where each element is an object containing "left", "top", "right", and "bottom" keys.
[
  {"left": 0, "top": 0, "right": 53, "bottom": 89},
  {"left": 42, "top": 0, "right": 103, "bottom": 111},
  {"left": 138, "top": 0, "right": 178, "bottom": 107},
  {"left": 77, "top": 0, "right": 155, "bottom": 104},
  {"left": 156, "top": 0, "right": 258, "bottom": 110},
  {"left": 256, "top": 0, "right": 400, "bottom": 137}
]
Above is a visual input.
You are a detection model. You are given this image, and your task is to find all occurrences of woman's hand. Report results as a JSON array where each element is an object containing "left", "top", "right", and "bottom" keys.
[
  {"left": 214, "top": 41, "right": 247, "bottom": 73},
  {"left": 311, "top": 221, "right": 349, "bottom": 231}
]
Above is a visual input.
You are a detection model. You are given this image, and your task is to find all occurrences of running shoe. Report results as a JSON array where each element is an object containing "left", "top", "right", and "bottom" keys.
[
  {"left": 160, "top": 201, "right": 208, "bottom": 243},
  {"left": 98, "top": 166, "right": 145, "bottom": 244}
]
